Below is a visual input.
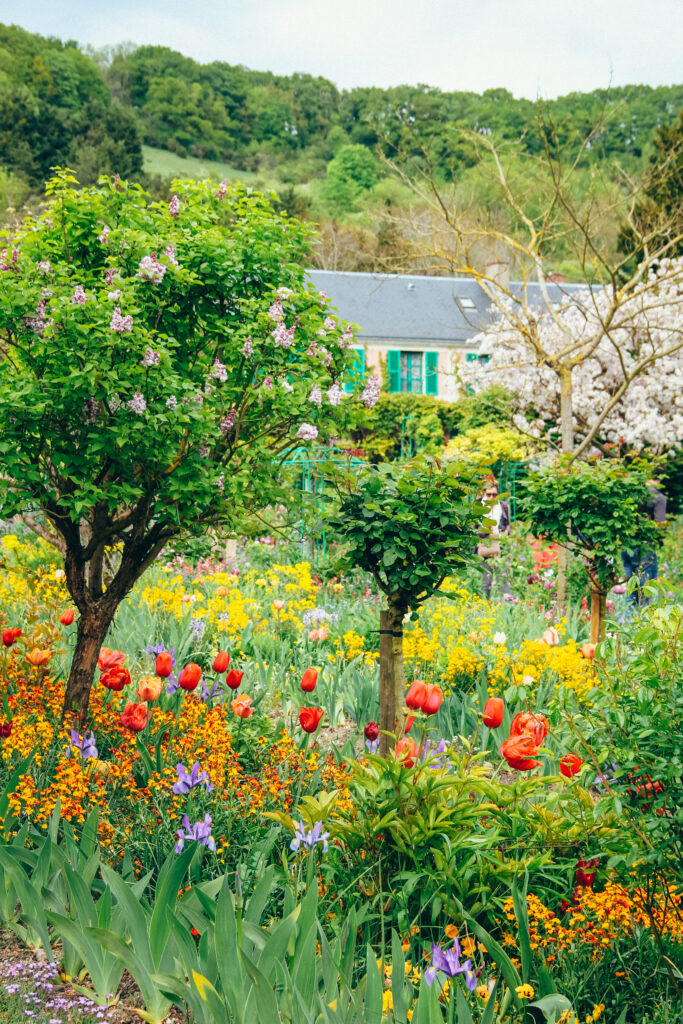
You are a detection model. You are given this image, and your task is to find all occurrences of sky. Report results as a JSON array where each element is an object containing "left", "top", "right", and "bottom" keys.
[{"left": 4, "top": 0, "right": 683, "bottom": 98}]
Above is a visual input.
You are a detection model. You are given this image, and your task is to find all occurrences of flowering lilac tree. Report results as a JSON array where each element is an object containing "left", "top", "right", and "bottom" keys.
[{"left": 0, "top": 170, "right": 369, "bottom": 720}]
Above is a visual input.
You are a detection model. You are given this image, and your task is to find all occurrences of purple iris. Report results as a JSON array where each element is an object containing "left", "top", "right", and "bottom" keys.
[
  {"left": 365, "top": 737, "right": 380, "bottom": 754},
  {"left": 421, "top": 738, "right": 450, "bottom": 769},
  {"left": 199, "top": 677, "right": 223, "bottom": 702},
  {"left": 174, "top": 813, "right": 216, "bottom": 854},
  {"left": 290, "top": 820, "right": 330, "bottom": 854},
  {"left": 172, "top": 761, "right": 214, "bottom": 795},
  {"left": 69, "top": 729, "right": 98, "bottom": 760},
  {"left": 424, "top": 940, "right": 477, "bottom": 991},
  {"left": 594, "top": 761, "right": 617, "bottom": 790}
]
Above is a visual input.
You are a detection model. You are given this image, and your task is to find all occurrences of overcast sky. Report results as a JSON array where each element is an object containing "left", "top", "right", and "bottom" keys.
[{"left": 5, "top": 0, "right": 683, "bottom": 97}]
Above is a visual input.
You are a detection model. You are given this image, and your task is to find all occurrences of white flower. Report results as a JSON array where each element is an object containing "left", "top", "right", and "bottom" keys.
[
  {"left": 241, "top": 336, "right": 253, "bottom": 357},
  {"left": 297, "top": 423, "right": 318, "bottom": 441},
  {"left": 327, "top": 383, "right": 343, "bottom": 406},
  {"left": 493, "top": 631, "right": 507, "bottom": 645},
  {"left": 308, "top": 386, "right": 322, "bottom": 406},
  {"left": 127, "top": 391, "right": 147, "bottom": 415},
  {"left": 522, "top": 675, "right": 534, "bottom": 686},
  {"left": 140, "top": 347, "right": 160, "bottom": 367}
]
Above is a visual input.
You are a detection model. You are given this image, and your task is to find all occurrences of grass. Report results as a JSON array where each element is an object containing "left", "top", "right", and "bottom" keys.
[{"left": 142, "top": 145, "right": 285, "bottom": 193}]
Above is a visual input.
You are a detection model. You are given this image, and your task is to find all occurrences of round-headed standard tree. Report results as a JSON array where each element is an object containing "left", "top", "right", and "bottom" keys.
[{"left": 0, "top": 170, "right": 365, "bottom": 720}]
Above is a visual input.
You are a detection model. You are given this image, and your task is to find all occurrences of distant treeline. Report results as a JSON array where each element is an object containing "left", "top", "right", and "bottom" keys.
[{"left": 2, "top": 21, "right": 683, "bottom": 191}]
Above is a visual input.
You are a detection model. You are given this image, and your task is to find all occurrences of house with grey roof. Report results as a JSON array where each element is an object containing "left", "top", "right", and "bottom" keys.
[{"left": 307, "top": 269, "right": 584, "bottom": 401}]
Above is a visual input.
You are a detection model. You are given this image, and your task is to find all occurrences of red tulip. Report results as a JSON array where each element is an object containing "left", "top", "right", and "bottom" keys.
[
  {"left": 404, "top": 714, "right": 415, "bottom": 734},
  {"left": 178, "top": 662, "right": 202, "bottom": 691},
  {"left": 225, "top": 669, "right": 244, "bottom": 690},
  {"left": 510, "top": 711, "right": 549, "bottom": 745},
  {"left": 405, "top": 680, "right": 427, "bottom": 710},
  {"left": 100, "top": 666, "right": 131, "bottom": 692},
  {"left": 395, "top": 736, "right": 418, "bottom": 768},
  {"left": 560, "top": 753, "right": 584, "bottom": 778},
  {"left": 301, "top": 667, "right": 318, "bottom": 692},
  {"left": 0, "top": 721, "right": 12, "bottom": 739},
  {"left": 98, "top": 648, "right": 126, "bottom": 671},
  {"left": 575, "top": 857, "right": 599, "bottom": 889},
  {"left": 500, "top": 734, "right": 542, "bottom": 771},
  {"left": 59, "top": 609, "right": 75, "bottom": 626},
  {"left": 231, "top": 694, "right": 254, "bottom": 718},
  {"left": 422, "top": 683, "right": 444, "bottom": 715},
  {"left": 483, "top": 697, "right": 504, "bottom": 728},
  {"left": 155, "top": 652, "right": 173, "bottom": 678},
  {"left": 120, "top": 701, "right": 148, "bottom": 732},
  {"left": 364, "top": 721, "right": 379, "bottom": 741},
  {"left": 2, "top": 628, "right": 22, "bottom": 647},
  {"left": 213, "top": 650, "right": 230, "bottom": 674},
  {"left": 299, "top": 706, "right": 324, "bottom": 733}
]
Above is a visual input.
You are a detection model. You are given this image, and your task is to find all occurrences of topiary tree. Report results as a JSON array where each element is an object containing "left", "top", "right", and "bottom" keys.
[
  {"left": 520, "top": 457, "right": 665, "bottom": 640},
  {"left": 327, "top": 456, "right": 485, "bottom": 753},
  {"left": 0, "top": 170, "right": 367, "bottom": 720}
]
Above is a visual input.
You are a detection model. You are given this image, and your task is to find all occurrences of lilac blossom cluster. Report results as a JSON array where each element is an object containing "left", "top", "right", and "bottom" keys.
[
  {"left": 273, "top": 323, "right": 295, "bottom": 348},
  {"left": 137, "top": 254, "right": 166, "bottom": 284},
  {"left": 169, "top": 195, "right": 180, "bottom": 217},
  {"left": 211, "top": 358, "right": 228, "bottom": 382},
  {"left": 297, "top": 423, "right": 318, "bottom": 441},
  {"left": 127, "top": 391, "right": 147, "bottom": 414},
  {"left": 71, "top": 284, "right": 87, "bottom": 305},
  {"left": 110, "top": 307, "right": 133, "bottom": 333},
  {"left": 140, "top": 347, "right": 160, "bottom": 367},
  {"left": 360, "top": 374, "right": 381, "bottom": 408},
  {"left": 1, "top": 247, "right": 19, "bottom": 271}
]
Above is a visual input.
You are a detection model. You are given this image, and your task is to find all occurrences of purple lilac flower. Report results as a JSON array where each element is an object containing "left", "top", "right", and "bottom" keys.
[
  {"left": 323, "top": 315, "right": 336, "bottom": 330},
  {"left": 108, "top": 288, "right": 122, "bottom": 300},
  {"left": 164, "top": 243, "right": 178, "bottom": 266},
  {"left": 211, "top": 358, "right": 228, "bottom": 382},
  {"left": 276, "top": 286, "right": 293, "bottom": 299},
  {"left": 268, "top": 298, "right": 284, "bottom": 321},
  {"left": 71, "top": 284, "right": 87, "bottom": 305},
  {"left": 127, "top": 391, "right": 147, "bottom": 414},
  {"left": 360, "top": 374, "right": 381, "bottom": 409},
  {"left": 297, "top": 423, "right": 318, "bottom": 441},
  {"left": 216, "top": 474, "right": 225, "bottom": 491},
  {"left": 424, "top": 939, "right": 476, "bottom": 991},
  {"left": 175, "top": 813, "right": 216, "bottom": 853},
  {"left": 290, "top": 820, "right": 330, "bottom": 854},
  {"left": 172, "top": 761, "right": 214, "bottom": 795},
  {"left": 308, "top": 386, "right": 322, "bottom": 406},
  {"left": 220, "top": 410, "right": 236, "bottom": 435},
  {"left": 242, "top": 336, "right": 253, "bottom": 357},
  {"left": 25, "top": 297, "right": 48, "bottom": 335},
  {"left": 83, "top": 397, "right": 99, "bottom": 423},
  {"left": 166, "top": 394, "right": 178, "bottom": 409},
  {"left": 169, "top": 195, "right": 180, "bottom": 217},
  {"left": 338, "top": 327, "right": 354, "bottom": 348},
  {"left": 38, "top": 260, "right": 51, "bottom": 275},
  {"left": 216, "top": 179, "right": 227, "bottom": 200},
  {"left": 110, "top": 306, "right": 133, "bottom": 333},
  {"left": 262, "top": 376, "right": 274, "bottom": 392},
  {"left": 137, "top": 254, "right": 166, "bottom": 283},
  {"left": 105, "top": 267, "right": 117, "bottom": 286},
  {"left": 272, "top": 323, "right": 295, "bottom": 348},
  {"left": 1, "top": 248, "right": 18, "bottom": 271},
  {"left": 69, "top": 729, "right": 98, "bottom": 760},
  {"left": 98, "top": 225, "right": 111, "bottom": 244},
  {"left": 327, "top": 383, "right": 342, "bottom": 406},
  {"left": 141, "top": 347, "right": 160, "bottom": 367}
]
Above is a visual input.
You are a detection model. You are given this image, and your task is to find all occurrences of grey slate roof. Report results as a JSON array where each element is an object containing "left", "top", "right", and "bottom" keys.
[{"left": 307, "top": 270, "right": 586, "bottom": 347}]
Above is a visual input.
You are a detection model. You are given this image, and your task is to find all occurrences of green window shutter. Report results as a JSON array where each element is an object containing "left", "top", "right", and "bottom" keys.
[
  {"left": 387, "top": 350, "right": 401, "bottom": 393},
  {"left": 424, "top": 351, "right": 438, "bottom": 395},
  {"left": 343, "top": 347, "right": 366, "bottom": 393},
  {"left": 466, "top": 352, "right": 478, "bottom": 362}
]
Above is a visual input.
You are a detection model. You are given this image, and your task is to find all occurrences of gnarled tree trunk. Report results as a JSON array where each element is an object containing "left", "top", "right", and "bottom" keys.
[
  {"left": 62, "top": 599, "right": 119, "bottom": 723},
  {"left": 379, "top": 599, "right": 406, "bottom": 757}
]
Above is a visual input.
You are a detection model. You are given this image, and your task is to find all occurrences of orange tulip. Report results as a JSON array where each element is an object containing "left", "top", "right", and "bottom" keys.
[
  {"left": 542, "top": 627, "right": 560, "bottom": 646},
  {"left": 405, "top": 680, "right": 427, "bottom": 710},
  {"left": 26, "top": 648, "right": 52, "bottom": 667},
  {"left": 155, "top": 652, "right": 173, "bottom": 678},
  {"left": 59, "top": 609, "right": 75, "bottom": 626},
  {"left": 560, "top": 753, "right": 584, "bottom": 778},
  {"left": 299, "top": 706, "right": 324, "bottom": 733},
  {"left": 395, "top": 736, "right": 419, "bottom": 768},
  {"left": 510, "top": 711, "right": 549, "bottom": 745},
  {"left": 98, "top": 648, "right": 126, "bottom": 671},
  {"left": 483, "top": 697, "right": 504, "bottom": 728},
  {"left": 120, "top": 702, "right": 148, "bottom": 732},
  {"left": 422, "top": 683, "right": 444, "bottom": 715},
  {"left": 231, "top": 694, "right": 254, "bottom": 719},
  {"left": 213, "top": 650, "right": 230, "bottom": 674},
  {"left": 178, "top": 662, "right": 202, "bottom": 692},
  {"left": 301, "top": 667, "right": 318, "bottom": 692},
  {"left": 500, "top": 734, "right": 542, "bottom": 771},
  {"left": 272, "top": 599, "right": 285, "bottom": 611},
  {"left": 136, "top": 675, "right": 163, "bottom": 702},
  {"left": 100, "top": 666, "right": 130, "bottom": 692},
  {"left": 580, "top": 642, "right": 597, "bottom": 660}
]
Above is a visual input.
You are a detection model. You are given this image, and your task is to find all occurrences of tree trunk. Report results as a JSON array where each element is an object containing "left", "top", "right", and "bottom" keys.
[
  {"left": 379, "top": 602, "right": 406, "bottom": 757},
  {"left": 62, "top": 601, "right": 117, "bottom": 724},
  {"left": 589, "top": 585, "right": 606, "bottom": 644},
  {"left": 556, "top": 368, "right": 574, "bottom": 612}
]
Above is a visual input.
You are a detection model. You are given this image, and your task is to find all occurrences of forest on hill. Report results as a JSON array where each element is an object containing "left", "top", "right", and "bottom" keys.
[{"left": 1, "top": 22, "right": 682, "bottom": 277}]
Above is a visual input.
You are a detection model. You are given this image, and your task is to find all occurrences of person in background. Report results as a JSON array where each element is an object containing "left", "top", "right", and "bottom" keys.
[
  {"left": 621, "top": 477, "right": 667, "bottom": 609},
  {"left": 478, "top": 478, "right": 511, "bottom": 600}
]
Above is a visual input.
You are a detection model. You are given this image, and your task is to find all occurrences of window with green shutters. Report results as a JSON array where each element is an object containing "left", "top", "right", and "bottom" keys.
[
  {"left": 425, "top": 351, "right": 438, "bottom": 395},
  {"left": 343, "top": 347, "right": 366, "bottom": 392}
]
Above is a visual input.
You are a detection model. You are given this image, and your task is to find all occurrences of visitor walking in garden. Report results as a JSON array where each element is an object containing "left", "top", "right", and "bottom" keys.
[
  {"left": 621, "top": 478, "right": 667, "bottom": 609},
  {"left": 478, "top": 478, "right": 511, "bottom": 601}
]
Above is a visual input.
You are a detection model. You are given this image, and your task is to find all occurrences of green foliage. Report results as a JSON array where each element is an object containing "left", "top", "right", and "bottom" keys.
[
  {"left": 445, "top": 425, "right": 533, "bottom": 464},
  {"left": 323, "top": 145, "right": 377, "bottom": 212},
  {"left": 519, "top": 458, "right": 663, "bottom": 589},
  {"left": 327, "top": 456, "right": 485, "bottom": 613}
]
